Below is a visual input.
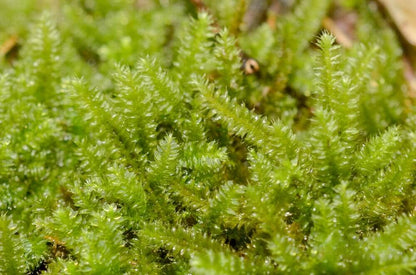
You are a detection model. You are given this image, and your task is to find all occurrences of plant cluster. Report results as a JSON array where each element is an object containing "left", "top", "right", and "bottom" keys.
[{"left": 1, "top": 0, "right": 416, "bottom": 274}]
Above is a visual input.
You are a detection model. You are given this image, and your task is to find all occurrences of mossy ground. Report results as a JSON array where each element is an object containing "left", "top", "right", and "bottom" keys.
[{"left": 1, "top": 0, "right": 416, "bottom": 274}]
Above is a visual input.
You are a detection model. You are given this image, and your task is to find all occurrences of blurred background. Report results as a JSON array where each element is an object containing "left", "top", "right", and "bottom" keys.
[{"left": 1, "top": 0, "right": 415, "bottom": 103}]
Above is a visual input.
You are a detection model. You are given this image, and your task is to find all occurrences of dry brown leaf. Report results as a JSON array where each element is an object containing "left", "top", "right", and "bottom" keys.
[
  {"left": 323, "top": 17, "right": 353, "bottom": 48},
  {"left": 403, "top": 56, "right": 416, "bottom": 98},
  {"left": 322, "top": 6, "right": 358, "bottom": 49},
  {"left": 0, "top": 35, "right": 18, "bottom": 55},
  {"left": 243, "top": 0, "right": 269, "bottom": 31},
  {"left": 378, "top": 0, "right": 416, "bottom": 46}
]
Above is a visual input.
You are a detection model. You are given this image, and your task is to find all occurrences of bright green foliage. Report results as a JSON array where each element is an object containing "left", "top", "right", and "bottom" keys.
[
  {"left": 1, "top": 0, "right": 416, "bottom": 274},
  {"left": 0, "top": 215, "right": 26, "bottom": 274}
]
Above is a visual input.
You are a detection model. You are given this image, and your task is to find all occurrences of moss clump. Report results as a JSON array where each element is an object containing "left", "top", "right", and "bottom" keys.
[{"left": 1, "top": 0, "right": 416, "bottom": 274}]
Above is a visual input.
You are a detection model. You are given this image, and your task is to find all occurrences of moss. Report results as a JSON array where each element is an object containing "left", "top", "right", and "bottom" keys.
[{"left": 0, "top": 0, "right": 415, "bottom": 274}]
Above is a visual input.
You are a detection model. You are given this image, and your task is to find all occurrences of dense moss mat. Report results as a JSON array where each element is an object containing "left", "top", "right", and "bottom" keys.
[{"left": 1, "top": 0, "right": 416, "bottom": 273}]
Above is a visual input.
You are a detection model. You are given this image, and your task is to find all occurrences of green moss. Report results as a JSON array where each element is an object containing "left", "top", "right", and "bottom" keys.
[{"left": 0, "top": 0, "right": 415, "bottom": 274}]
